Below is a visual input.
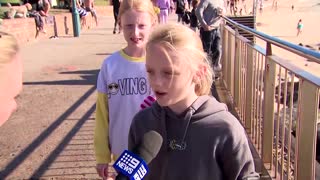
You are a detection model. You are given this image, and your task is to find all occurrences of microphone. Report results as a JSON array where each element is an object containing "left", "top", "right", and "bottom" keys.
[{"left": 113, "top": 131, "right": 163, "bottom": 180}]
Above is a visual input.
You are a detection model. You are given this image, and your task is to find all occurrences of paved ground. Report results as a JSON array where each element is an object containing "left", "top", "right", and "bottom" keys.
[
  {"left": 0, "top": 13, "right": 181, "bottom": 180},
  {"left": 0, "top": 13, "right": 270, "bottom": 179},
  {"left": 0, "top": 15, "right": 126, "bottom": 179}
]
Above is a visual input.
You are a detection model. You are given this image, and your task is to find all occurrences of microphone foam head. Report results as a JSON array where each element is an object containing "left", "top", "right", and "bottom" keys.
[{"left": 138, "top": 131, "right": 163, "bottom": 164}]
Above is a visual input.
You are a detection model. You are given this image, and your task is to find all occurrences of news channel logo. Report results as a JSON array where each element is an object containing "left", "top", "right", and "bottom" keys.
[
  {"left": 118, "top": 152, "right": 140, "bottom": 174},
  {"left": 114, "top": 150, "right": 149, "bottom": 180}
]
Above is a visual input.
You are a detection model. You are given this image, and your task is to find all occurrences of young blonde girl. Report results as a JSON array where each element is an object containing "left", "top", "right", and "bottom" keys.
[
  {"left": 128, "top": 23, "right": 259, "bottom": 180},
  {"left": 94, "top": 0, "right": 157, "bottom": 179},
  {"left": 0, "top": 31, "right": 22, "bottom": 126}
]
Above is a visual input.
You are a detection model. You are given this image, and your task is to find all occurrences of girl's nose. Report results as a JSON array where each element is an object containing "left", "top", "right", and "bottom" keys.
[
  {"left": 133, "top": 26, "right": 140, "bottom": 36},
  {"left": 151, "top": 74, "right": 163, "bottom": 88}
]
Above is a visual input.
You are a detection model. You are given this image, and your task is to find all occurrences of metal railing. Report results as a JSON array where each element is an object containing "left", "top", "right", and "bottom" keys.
[{"left": 220, "top": 16, "right": 320, "bottom": 180}]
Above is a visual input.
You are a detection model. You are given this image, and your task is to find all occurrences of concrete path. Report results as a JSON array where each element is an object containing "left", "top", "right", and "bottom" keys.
[
  {"left": 0, "top": 15, "right": 126, "bottom": 179},
  {"left": 0, "top": 12, "right": 268, "bottom": 179},
  {"left": 0, "top": 10, "right": 276, "bottom": 179},
  {"left": 0, "top": 12, "right": 182, "bottom": 179}
]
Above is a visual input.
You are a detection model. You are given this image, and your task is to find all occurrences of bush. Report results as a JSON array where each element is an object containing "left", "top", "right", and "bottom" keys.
[{"left": 0, "top": 7, "right": 7, "bottom": 19}]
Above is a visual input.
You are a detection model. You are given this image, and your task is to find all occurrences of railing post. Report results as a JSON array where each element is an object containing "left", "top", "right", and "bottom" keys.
[
  {"left": 221, "top": 16, "right": 320, "bottom": 180},
  {"left": 262, "top": 57, "right": 276, "bottom": 168},
  {"left": 245, "top": 46, "right": 255, "bottom": 132},
  {"left": 222, "top": 27, "right": 228, "bottom": 84},
  {"left": 71, "top": 0, "right": 81, "bottom": 37},
  {"left": 225, "top": 30, "right": 231, "bottom": 90},
  {"left": 295, "top": 80, "right": 318, "bottom": 180},
  {"left": 234, "top": 29, "right": 241, "bottom": 109},
  {"left": 227, "top": 30, "right": 235, "bottom": 97}
]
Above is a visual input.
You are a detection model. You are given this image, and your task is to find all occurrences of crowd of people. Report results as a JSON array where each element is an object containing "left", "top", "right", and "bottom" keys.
[
  {"left": 2, "top": 0, "right": 99, "bottom": 33},
  {"left": 1, "top": 0, "right": 260, "bottom": 179},
  {"left": 3, "top": 0, "right": 51, "bottom": 35},
  {"left": 4, "top": 0, "right": 50, "bottom": 19}
]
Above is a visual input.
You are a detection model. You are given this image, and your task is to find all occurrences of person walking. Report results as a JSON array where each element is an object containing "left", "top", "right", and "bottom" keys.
[
  {"left": 157, "top": 0, "right": 170, "bottom": 24},
  {"left": 175, "top": 0, "right": 188, "bottom": 24},
  {"left": 112, "top": 0, "right": 121, "bottom": 34},
  {"left": 297, "top": 19, "right": 303, "bottom": 36},
  {"left": 196, "top": 0, "right": 225, "bottom": 78},
  {"left": 189, "top": 0, "right": 199, "bottom": 32},
  {"left": 84, "top": 0, "right": 98, "bottom": 26}
]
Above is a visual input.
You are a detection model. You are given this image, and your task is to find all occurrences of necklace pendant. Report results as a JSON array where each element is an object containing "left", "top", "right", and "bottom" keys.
[{"left": 168, "top": 139, "right": 187, "bottom": 151}]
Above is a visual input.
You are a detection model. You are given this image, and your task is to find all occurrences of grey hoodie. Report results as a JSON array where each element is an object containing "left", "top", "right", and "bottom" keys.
[{"left": 129, "top": 95, "right": 259, "bottom": 180}]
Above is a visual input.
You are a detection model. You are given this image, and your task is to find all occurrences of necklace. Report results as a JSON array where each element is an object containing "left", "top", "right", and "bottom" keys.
[
  {"left": 167, "top": 108, "right": 193, "bottom": 151},
  {"left": 168, "top": 139, "right": 187, "bottom": 151}
]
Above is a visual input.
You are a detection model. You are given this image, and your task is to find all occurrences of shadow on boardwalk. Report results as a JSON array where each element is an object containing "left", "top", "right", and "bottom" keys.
[{"left": 0, "top": 70, "right": 99, "bottom": 179}]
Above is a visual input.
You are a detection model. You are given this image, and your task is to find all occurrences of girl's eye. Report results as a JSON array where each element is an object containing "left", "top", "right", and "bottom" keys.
[
  {"left": 139, "top": 24, "right": 146, "bottom": 29},
  {"left": 125, "top": 24, "right": 133, "bottom": 29},
  {"left": 146, "top": 69, "right": 154, "bottom": 74},
  {"left": 164, "top": 70, "right": 180, "bottom": 76}
]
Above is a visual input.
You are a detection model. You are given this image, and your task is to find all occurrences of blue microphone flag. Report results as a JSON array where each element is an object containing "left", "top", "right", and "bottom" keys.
[{"left": 113, "top": 150, "right": 149, "bottom": 180}]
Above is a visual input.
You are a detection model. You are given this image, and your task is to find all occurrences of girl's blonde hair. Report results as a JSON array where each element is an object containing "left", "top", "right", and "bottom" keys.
[
  {"left": 0, "top": 31, "right": 19, "bottom": 64},
  {"left": 146, "top": 23, "right": 213, "bottom": 96},
  {"left": 118, "top": 0, "right": 157, "bottom": 25}
]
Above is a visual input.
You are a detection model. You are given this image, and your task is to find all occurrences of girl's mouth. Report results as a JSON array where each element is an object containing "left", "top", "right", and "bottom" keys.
[
  {"left": 155, "top": 91, "right": 167, "bottom": 98},
  {"left": 130, "top": 37, "right": 142, "bottom": 44}
]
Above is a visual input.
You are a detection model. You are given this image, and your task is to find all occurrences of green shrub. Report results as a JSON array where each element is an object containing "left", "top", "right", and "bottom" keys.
[
  {"left": 95, "top": 0, "right": 108, "bottom": 6},
  {"left": 0, "top": 7, "right": 7, "bottom": 19}
]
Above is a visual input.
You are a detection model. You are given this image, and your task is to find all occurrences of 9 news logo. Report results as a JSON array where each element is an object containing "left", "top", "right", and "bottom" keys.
[
  {"left": 118, "top": 152, "right": 140, "bottom": 174},
  {"left": 114, "top": 150, "right": 149, "bottom": 180}
]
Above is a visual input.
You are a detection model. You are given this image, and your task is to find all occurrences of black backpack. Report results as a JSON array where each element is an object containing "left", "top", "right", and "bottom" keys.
[
  {"left": 176, "top": 0, "right": 185, "bottom": 14},
  {"left": 182, "top": 11, "right": 191, "bottom": 24}
]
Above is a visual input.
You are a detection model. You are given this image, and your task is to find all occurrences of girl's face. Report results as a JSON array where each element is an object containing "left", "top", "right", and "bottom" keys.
[
  {"left": 121, "top": 9, "right": 154, "bottom": 50},
  {"left": 0, "top": 53, "right": 22, "bottom": 126},
  {"left": 146, "top": 43, "right": 198, "bottom": 114}
]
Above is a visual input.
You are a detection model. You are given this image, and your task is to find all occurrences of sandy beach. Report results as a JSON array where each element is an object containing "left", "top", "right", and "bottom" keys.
[
  {"left": 257, "top": 0, "right": 320, "bottom": 75},
  {"left": 256, "top": 0, "right": 319, "bottom": 48},
  {"left": 227, "top": 0, "right": 320, "bottom": 76}
]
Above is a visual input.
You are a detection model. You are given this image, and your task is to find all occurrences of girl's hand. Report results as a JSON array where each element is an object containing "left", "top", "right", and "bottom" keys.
[{"left": 96, "top": 164, "right": 109, "bottom": 179}]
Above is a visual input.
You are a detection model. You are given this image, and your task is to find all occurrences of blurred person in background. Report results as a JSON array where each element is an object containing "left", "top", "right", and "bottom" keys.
[{"left": 0, "top": 31, "right": 23, "bottom": 126}]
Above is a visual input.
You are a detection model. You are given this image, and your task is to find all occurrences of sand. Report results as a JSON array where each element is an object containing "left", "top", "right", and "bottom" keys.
[
  {"left": 258, "top": 0, "right": 320, "bottom": 76},
  {"left": 257, "top": 0, "right": 319, "bottom": 48},
  {"left": 226, "top": 0, "right": 320, "bottom": 76}
]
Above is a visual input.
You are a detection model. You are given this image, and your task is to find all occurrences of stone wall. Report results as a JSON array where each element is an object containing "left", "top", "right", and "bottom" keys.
[{"left": 0, "top": 6, "right": 113, "bottom": 45}]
